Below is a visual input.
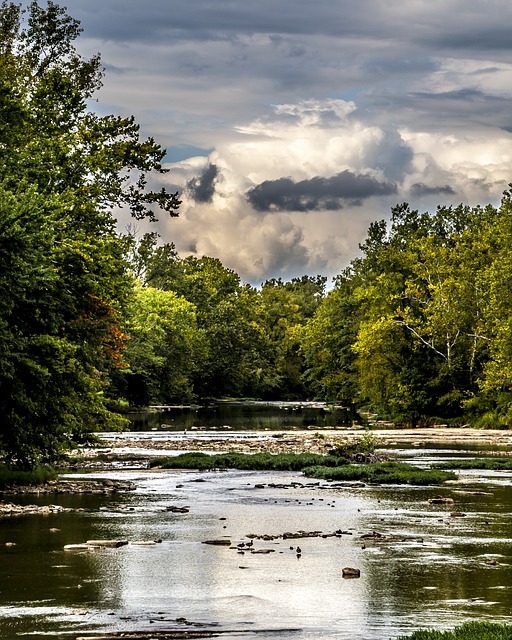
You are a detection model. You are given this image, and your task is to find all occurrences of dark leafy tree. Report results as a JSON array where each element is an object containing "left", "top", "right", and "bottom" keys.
[
  {"left": 260, "top": 275, "right": 327, "bottom": 398},
  {"left": 0, "top": 1, "right": 180, "bottom": 468}
]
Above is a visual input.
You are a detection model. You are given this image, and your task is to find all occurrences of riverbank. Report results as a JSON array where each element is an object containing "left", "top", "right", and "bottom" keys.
[
  {"left": 0, "top": 478, "right": 136, "bottom": 496},
  {"left": 100, "top": 427, "right": 512, "bottom": 457}
]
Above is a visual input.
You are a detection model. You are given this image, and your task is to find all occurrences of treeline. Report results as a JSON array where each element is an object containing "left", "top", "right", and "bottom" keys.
[
  {"left": 117, "top": 236, "right": 327, "bottom": 404},
  {"left": 2, "top": 2, "right": 512, "bottom": 471},
  {"left": 302, "top": 198, "right": 512, "bottom": 427},
  {"left": 119, "top": 193, "right": 512, "bottom": 434}
]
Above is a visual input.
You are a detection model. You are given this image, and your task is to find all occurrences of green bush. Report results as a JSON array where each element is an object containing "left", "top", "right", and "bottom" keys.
[
  {"left": 327, "top": 432, "right": 378, "bottom": 457},
  {"left": 397, "top": 621, "right": 512, "bottom": 639},
  {"left": 435, "top": 458, "right": 512, "bottom": 471},
  {"left": 303, "top": 461, "right": 456, "bottom": 485},
  {"left": 149, "top": 452, "right": 349, "bottom": 471},
  {"left": 0, "top": 464, "right": 57, "bottom": 489}
]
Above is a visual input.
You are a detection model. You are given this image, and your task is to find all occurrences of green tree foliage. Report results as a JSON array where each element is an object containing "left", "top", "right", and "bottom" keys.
[
  {"left": 463, "top": 192, "right": 512, "bottom": 425},
  {"left": 125, "top": 234, "right": 329, "bottom": 400},
  {"left": 260, "top": 276, "right": 327, "bottom": 398},
  {"left": 167, "top": 256, "right": 274, "bottom": 398},
  {"left": 121, "top": 285, "right": 207, "bottom": 405},
  {"left": 125, "top": 230, "right": 183, "bottom": 288},
  {"left": 351, "top": 202, "right": 501, "bottom": 422},
  {"left": 301, "top": 271, "right": 360, "bottom": 404},
  {"left": 302, "top": 192, "right": 512, "bottom": 427},
  {"left": 0, "top": 1, "right": 181, "bottom": 220},
  {"left": 0, "top": 1, "right": 180, "bottom": 468},
  {"left": 124, "top": 241, "right": 276, "bottom": 399}
]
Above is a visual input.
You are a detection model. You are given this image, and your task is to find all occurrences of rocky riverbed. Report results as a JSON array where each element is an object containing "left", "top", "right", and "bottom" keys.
[
  {"left": 0, "top": 478, "right": 136, "bottom": 517},
  {"left": 1, "top": 427, "right": 511, "bottom": 640},
  {"left": 0, "top": 478, "right": 136, "bottom": 495},
  {"left": 99, "top": 427, "right": 512, "bottom": 456},
  {"left": 0, "top": 502, "right": 72, "bottom": 518}
]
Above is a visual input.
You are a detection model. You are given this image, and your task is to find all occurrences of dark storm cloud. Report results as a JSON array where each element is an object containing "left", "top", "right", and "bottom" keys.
[
  {"left": 429, "top": 26, "right": 512, "bottom": 52},
  {"left": 247, "top": 171, "right": 397, "bottom": 213},
  {"left": 186, "top": 164, "right": 219, "bottom": 203},
  {"left": 410, "top": 183, "right": 456, "bottom": 197},
  {"left": 64, "top": 0, "right": 371, "bottom": 42},
  {"left": 363, "top": 86, "right": 512, "bottom": 132},
  {"left": 65, "top": 1, "right": 512, "bottom": 58},
  {"left": 62, "top": 0, "right": 512, "bottom": 141}
]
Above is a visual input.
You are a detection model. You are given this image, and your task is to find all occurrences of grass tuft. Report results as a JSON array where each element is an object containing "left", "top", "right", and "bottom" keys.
[
  {"left": 149, "top": 454, "right": 454, "bottom": 485},
  {"left": 149, "top": 452, "right": 349, "bottom": 471},
  {"left": 0, "top": 464, "right": 57, "bottom": 489},
  {"left": 434, "top": 458, "right": 512, "bottom": 471},
  {"left": 397, "top": 621, "right": 512, "bottom": 639},
  {"left": 303, "top": 461, "right": 456, "bottom": 485}
]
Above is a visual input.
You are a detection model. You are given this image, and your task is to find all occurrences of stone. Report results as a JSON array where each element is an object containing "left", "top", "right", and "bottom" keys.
[
  {"left": 342, "top": 567, "right": 361, "bottom": 578},
  {"left": 428, "top": 496, "right": 454, "bottom": 505},
  {"left": 360, "top": 531, "right": 385, "bottom": 540},
  {"left": 165, "top": 505, "right": 190, "bottom": 513},
  {"left": 64, "top": 544, "right": 92, "bottom": 551},
  {"left": 202, "top": 539, "right": 232, "bottom": 545},
  {"left": 86, "top": 540, "right": 129, "bottom": 548}
]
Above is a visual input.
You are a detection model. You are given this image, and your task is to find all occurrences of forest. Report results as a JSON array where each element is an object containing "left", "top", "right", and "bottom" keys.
[
  {"left": 2, "top": 1, "right": 512, "bottom": 470},
  {"left": 122, "top": 196, "right": 512, "bottom": 435}
]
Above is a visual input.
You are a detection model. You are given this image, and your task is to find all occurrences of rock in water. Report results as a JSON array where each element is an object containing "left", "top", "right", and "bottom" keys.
[{"left": 86, "top": 540, "right": 129, "bottom": 548}]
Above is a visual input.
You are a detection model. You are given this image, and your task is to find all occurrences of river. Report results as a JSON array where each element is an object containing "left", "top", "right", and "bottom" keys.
[{"left": 0, "top": 404, "right": 511, "bottom": 640}]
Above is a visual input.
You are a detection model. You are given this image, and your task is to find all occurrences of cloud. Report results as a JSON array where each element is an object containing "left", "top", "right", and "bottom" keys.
[
  {"left": 126, "top": 93, "right": 512, "bottom": 285},
  {"left": 247, "top": 171, "right": 397, "bottom": 212},
  {"left": 186, "top": 163, "right": 219, "bottom": 203},
  {"left": 410, "top": 183, "right": 456, "bottom": 197},
  {"left": 65, "top": 1, "right": 512, "bottom": 283}
]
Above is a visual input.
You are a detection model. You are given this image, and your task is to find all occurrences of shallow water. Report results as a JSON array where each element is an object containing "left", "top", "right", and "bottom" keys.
[
  {"left": 1, "top": 453, "right": 511, "bottom": 640},
  {"left": 127, "top": 401, "right": 353, "bottom": 432}
]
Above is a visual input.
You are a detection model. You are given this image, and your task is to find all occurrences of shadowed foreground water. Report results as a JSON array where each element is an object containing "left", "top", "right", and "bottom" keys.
[{"left": 0, "top": 450, "right": 511, "bottom": 640}]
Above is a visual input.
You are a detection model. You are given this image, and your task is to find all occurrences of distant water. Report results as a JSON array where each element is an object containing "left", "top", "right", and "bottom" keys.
[{"left": 125, "top": 400, "right": 354, "bottom": 432}]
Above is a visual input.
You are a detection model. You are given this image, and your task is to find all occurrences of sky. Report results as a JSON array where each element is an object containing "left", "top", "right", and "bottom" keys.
[{"left": 61, "top": 0, "right": 512, "bottom": 284}]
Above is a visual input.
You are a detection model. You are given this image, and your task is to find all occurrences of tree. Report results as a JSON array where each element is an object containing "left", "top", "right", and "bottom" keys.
[
  {"left": 0, "top": 1, "right": 180, "bottom": 468},
  {"left": 462, "top": 190, "right": 512, "bottom": 425},
  {"left": 261, "top": 276, "right": 327, "bottom": 398},
  {"left": 120, "top": 285, "right": 207, "bottom": 405},
  {"left": 0, "top": 1, "right": 181, "bottom": 220},
  {"left": 125, "top": 230, "right": 182, "bottom": 287},
  {"left": 301, "top": 271, "right": 360, "bottom": 404},
  {"left": 168, "top": 258, "right": 273, "bottom": 398}
]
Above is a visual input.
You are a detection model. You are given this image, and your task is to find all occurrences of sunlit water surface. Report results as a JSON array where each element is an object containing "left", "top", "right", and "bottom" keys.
[{"left": 0, "top": 422, "right": 511, "bottom": 640}]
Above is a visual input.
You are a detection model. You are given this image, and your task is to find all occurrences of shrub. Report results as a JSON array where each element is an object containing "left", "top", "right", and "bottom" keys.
[
  {"left": 0, "top": 464, "right": 57, "bottom": 489},
  {"left": 303, "top": 461, "right": 456, "bottom": 485},
  {"left": 435, "top": 458, "right": 512, "bottom": 471}
]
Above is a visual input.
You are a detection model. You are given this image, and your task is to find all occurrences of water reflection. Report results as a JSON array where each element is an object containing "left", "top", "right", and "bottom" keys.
[
  {"left": 0, "top": 459, "right": 511, "bottom": 639},
  {"left": 127, "top": 401, "right": 353, "bottom": 432}
]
